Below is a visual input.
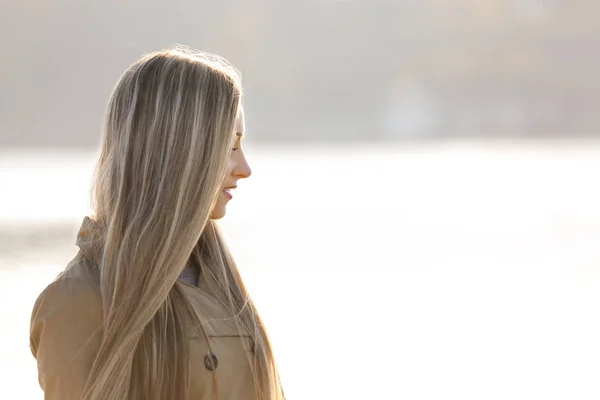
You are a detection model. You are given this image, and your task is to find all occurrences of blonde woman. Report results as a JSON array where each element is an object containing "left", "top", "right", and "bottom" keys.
[{"left": 29, "top": 46, "right": 285, "bottom": 400}]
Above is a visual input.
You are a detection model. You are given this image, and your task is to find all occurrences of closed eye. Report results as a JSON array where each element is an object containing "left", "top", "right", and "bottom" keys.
[{"left": 233, "top": 133, "right": 243, "bottom": 151}]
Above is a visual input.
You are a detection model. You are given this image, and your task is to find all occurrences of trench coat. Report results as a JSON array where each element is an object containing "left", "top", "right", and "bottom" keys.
[{"left": 30, "top": 217, "right": 256, "bottom": 399}]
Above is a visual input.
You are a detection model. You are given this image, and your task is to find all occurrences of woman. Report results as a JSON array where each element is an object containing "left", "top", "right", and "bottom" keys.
[{"left": 29, "top": 46, "right": 285, "bottom": 400}]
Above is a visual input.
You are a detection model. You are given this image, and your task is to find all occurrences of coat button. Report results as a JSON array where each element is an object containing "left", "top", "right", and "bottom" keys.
[{"left": 204, "top": 353, "right": 218, "bottom": 371}]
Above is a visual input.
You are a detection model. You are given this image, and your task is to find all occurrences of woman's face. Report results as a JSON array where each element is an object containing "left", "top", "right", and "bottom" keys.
[{"left": 211, "top": 106, "right": 252, "bottom": 219}]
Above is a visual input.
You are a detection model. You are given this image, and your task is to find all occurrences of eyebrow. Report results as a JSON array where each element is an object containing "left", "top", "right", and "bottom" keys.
[{"left": 236, "top": 132, "right": 244, "bottom": 139}]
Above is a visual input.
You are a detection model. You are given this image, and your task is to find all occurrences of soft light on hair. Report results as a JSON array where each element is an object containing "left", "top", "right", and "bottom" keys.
[{"left": 80, "top": 45, "right": 284, "bottom": 400}]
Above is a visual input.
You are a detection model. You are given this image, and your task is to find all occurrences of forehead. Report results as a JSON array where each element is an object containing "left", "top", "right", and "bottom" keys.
[{"left": 234, "top": 106, "right": 245, "bottom": 134}]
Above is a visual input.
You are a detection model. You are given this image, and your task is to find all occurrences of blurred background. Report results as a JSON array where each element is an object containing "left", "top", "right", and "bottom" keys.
[{"left": 1, "top": 1, "right": 600, "bottom": 399}]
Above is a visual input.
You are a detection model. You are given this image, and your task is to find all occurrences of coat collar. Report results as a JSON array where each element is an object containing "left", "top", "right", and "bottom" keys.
[
  {"left": 75, "top": 216, "right": 103, "bottom": 264},
  {"left": 75, "top": 216, "right": 213, "bottom": 291}
]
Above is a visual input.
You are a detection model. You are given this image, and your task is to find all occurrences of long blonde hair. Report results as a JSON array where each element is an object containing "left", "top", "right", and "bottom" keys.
[{"left": 81, "top": 46, "right": 284, "bottom": 400}]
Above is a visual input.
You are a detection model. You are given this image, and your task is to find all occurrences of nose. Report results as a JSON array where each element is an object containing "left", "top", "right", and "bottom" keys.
[{"left": 232, "top": 150, "right": 252, "bottom": 179}]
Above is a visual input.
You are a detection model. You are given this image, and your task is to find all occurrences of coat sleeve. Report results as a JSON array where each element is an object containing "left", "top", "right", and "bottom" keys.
[{"left": 29, "top": 278, "right": 104, "bottom": 400}]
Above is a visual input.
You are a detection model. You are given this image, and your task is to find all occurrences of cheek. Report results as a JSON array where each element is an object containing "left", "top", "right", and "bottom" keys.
[{"left": 224, "top": 160, "right": 235, "bottom": 178}]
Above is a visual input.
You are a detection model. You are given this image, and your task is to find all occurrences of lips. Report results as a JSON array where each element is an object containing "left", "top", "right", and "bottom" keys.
[{"left": 222, "top": 185, "right": 236, "bottom": 199}]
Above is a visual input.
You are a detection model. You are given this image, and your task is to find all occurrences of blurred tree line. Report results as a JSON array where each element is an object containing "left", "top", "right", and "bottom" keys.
[{"left": 1, "top": 0, "right": 598, "bottom": 147}]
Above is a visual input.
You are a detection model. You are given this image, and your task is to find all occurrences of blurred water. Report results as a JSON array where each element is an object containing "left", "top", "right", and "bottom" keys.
[{"left": 2, "top": 142, "right": 600, "bottom": 399}]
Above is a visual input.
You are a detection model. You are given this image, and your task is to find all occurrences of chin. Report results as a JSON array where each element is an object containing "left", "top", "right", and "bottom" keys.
[{"left": 210, "top": 207, "right": 226, "bottom": 220}]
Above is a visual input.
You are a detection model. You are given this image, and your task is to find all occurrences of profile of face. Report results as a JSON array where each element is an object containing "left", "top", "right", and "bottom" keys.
[{"left": 211, "top": 106, "right": 252, "bottom": 219}]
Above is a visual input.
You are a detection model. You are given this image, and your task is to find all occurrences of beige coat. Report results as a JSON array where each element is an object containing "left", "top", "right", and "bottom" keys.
[{"left": 30, "top": 219, "right": 256, "bottom": 399}]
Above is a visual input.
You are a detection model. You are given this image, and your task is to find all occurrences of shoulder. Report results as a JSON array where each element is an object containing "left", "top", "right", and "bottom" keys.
[
  {"left": 32, "top": 254, "right": 101, "bottom": 318},
  {"left": 29, "top": 256, "right": 105, "bottom": 397},
  {"left": 31, "top": 274, "right": 101, "bottom": 319},
  {"left": 30, "top": 256, "right": 103, "bottom": 355}
]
